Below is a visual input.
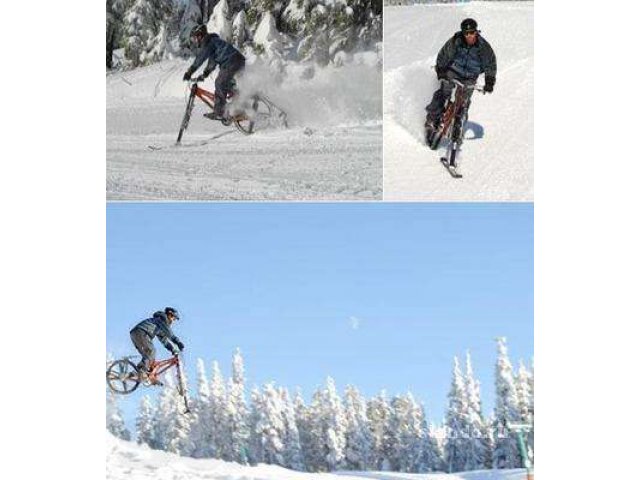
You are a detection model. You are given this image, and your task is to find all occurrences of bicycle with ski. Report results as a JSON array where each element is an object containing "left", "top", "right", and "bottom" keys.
[
  {"left": 425, "top": 78, "right": 486, "bottom": 178},
  {"left": 176, "top": 76, "right": 288, "bottom": 145},
  {"left": 106, "top": 353, "right": 190, "bottom": 413}
]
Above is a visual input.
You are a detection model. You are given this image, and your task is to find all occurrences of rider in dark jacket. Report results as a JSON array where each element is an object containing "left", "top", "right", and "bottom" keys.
[
  {"left": 183, "top": 24, "right": 246, "bottom": 119},
  {"left": 426, "top": 19, "right": 497, "bottom": 130},
  {"left": 130, "top": 307, "right": 184, "bottom": 380}
]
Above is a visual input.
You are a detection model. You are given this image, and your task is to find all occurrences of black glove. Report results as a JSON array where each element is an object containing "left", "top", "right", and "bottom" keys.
[
  {"left": 436, "top": 66, "right": 447, "bottom": 80},
  {"left": 183, "top": 69, "right": 193, "bottom": 81},
  {"left": 195, "top": 74, "right": 206, "bottom": 82},
  {"left": 175, "top": 340, "right": 185, "bottom": 352},
  {"left": 484, "top": 76, "right": 495, "bottom": 93}
]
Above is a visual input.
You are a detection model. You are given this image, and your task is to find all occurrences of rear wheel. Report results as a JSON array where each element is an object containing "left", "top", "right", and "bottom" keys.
[
  {"left": 106, "top": 359, "right": 141, "bottom": 394},
  {"left": 234, "top": 96, "right": 272, "bottom": 135}
]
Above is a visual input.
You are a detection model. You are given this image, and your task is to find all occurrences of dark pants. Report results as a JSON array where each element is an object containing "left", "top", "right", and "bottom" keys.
[
  {"left": 215, "top": 53, "right": 246, "bottom": 115},
  {"left": 130, "top": 328, "right": 155, "bottom": 373},
  {"left": 426, "top": 70, "right": 476, "bottom": 124}
]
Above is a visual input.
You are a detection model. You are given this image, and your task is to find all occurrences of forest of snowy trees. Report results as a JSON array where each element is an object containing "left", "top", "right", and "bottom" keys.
[
  {"left": 106, "top": 0, "right": 382, "bottom": 70},
  {"left": 107, "top": 338, "right": 533, "bottom": 474}
]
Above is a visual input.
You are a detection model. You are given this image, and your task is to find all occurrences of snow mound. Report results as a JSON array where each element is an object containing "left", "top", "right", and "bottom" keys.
[{"left": 106, "top": 433, "right": 526, "bottom": 480}]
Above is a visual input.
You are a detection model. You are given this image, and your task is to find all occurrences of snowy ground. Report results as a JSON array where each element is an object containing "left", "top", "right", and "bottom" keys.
[
  {"left": 384, "top": 2, "right": 533, "bottom": 201},
  {"left": 107, "top": 433, "right": 527, "bottom": 480},
  {"left": 107, "top": 58, "right": 382, "bottom": 201}
]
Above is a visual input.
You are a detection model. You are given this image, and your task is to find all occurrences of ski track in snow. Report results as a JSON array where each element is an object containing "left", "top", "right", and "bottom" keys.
[
  {"left": 107, "top": 60, "right": 382, "bottom": 201},
  {"left": 383, "top": 2, "right": 533, "bottom": 201},
  {"left": 107, "top": 433, "right": 527, "bottom": 480}
]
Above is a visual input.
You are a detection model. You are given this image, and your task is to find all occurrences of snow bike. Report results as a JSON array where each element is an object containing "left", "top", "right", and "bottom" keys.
[
  {"left": 176, "top": 78, "right": 288, "bottom": 144},
  {"left": 106, "top": 353, "right": 190, "bottom": 413},
  {"left": 425, "top": 78, "right": 485, "bottom": 178}
]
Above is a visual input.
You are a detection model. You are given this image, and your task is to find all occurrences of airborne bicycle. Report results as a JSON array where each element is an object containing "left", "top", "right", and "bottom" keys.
[
  {"left": 106, "top": 353, "right": 190, "bottom": 413},
  {"left": 176, "top": 78, "right": 288, "bottom": 145},
  {"left": 426, "top": 78, "right": 485, "bottom": 178}
]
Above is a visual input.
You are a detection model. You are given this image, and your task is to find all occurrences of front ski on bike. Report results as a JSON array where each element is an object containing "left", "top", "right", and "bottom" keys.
[{"left": 440, "top": 157, "right": 462, "bottom": 178}]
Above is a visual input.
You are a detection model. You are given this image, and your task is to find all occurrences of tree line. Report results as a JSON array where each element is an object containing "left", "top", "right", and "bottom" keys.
[{"left": 107, "top": 337, "right": 533, "bottom": 473}]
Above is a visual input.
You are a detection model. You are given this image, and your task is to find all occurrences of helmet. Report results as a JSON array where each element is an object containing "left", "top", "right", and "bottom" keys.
[
  {"left": 190, "top": 24, "right": 207, "bottom": 40},
  {"left": 165, "top": 307, "right": 180, "bottom": 320},
  {"left": 460, "top": 18, "right": 478, "bottom": 33}
]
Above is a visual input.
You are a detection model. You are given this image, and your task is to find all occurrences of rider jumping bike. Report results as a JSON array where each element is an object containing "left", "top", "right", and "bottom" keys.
[
  {"left": 183, "top": 24, "right": 246, "bottom": 121},
  {"left": 425, "top": 19, "right": 497, "bottom": 174},
  {"left": 129, "top": 307, "right": 184, "bottom": 385}
]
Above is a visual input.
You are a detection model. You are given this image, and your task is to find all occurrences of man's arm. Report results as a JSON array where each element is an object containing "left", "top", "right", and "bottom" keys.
[
  {"left": 185, "top": 42, "right": 214, "bottom": 78},
  {"left": 481, "top": 39, "right": 497, "bottom": 91},
  {"left": 154, "top": 317, "right": 182, "bottom": 354},
  {"left": 436, "top": 36, "right": 457, "bottom": 77}
]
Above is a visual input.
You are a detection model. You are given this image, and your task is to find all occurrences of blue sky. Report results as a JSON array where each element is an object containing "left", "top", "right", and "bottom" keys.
[{"left": 107, "top": 203, "right": 533, "bottom": 428}]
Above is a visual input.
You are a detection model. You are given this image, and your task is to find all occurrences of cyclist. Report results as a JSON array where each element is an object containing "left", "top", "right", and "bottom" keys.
[
  {"left": 183, "top": 24, "right": 246, "bottom": 120},
  {"left": 425, "top": 18, "right": 497, "bottom": 135},
  {"left": 130, "top": 307, "right": 184, "bottom": 384}
]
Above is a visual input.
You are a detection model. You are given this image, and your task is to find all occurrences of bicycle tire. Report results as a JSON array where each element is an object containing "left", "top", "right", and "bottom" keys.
[
  {"left": 106, "top": 359, "right": 141, "bottom": 394},
  {"left": 176, "top": 86, "right": 197, "bottom": 144}
]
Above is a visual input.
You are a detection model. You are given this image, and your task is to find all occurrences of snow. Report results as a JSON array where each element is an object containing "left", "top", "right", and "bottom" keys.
[
  {"left": 107, "top": 58, "right": 382, "bottom": 200},
  {"left": 383, "top": 2, "right": 533, "bottom": 201},
  {"left": 106, "top": 432, "right": 527, "bottom": 480}
]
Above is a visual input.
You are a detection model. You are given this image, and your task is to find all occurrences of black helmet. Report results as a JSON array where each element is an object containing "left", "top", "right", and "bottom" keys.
[
  {"left": 165, "top": 307, "right": 180, "bottom": 320},
  {"left": 190, "top": 24, "right": 207, "bottom": 39},
  {"left": 460, "top": 18, "right": 478, "bottom": 33}
]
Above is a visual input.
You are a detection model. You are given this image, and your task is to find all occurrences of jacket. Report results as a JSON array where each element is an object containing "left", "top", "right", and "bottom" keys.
[
  {"left": 436, "top": 32, "right": 497, "bottom": 81},
  {"left": 131, "top": 311, "right": 183, "bottom": 354},
  {"left": 189, "top": 33, "right": 243, "bottom": 74}
]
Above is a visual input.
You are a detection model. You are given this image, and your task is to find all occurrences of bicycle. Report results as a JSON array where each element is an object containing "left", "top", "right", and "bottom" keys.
[
  {"left": 426, "top": 78, "right": 485, "bottom": 178},
  {"left": 106, "top": 353, "right": 190, "bottom": 413},
  {"left": 176, "top": 78, "right": 288, "bottom": 145}
]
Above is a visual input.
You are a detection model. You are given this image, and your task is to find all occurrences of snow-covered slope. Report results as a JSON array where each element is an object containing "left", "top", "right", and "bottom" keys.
[
  {"left": 107, "top": 58, "right": 382, "bottom": 200},
  {"left": 384, "top": 2, "right": 533, "bottom": 201},
  {"left": 107, "top": 433, "right": 526, "bottom": 480}
]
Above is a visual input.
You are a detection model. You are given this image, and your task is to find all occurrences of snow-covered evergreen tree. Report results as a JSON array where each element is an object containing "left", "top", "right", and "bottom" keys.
[
  {"left": 280, "top": 387, "right": 305, "bottom": 470},
  {"left": 222, "top": 349, "right": 250, "bottom": 463},
  {"left": 122, "top": 0, "right": 174, "bottom": 67},
  {"left": 343, "top": 385, "right": 373, "bottom": 470},
  {"left": 253, "top": 11, "right": 285, "bottom": 58},
  {"left": 493, "top": 337, "right": 522, "bottom": 469},
  {"left": 324, "top": 377, "right": 348, "bottom": 470},
  {"left": 463, "top": 352, "right": 489, "bottom": 471},
  {"left": 366, "top": 391, "right": 392, "bottom": 470},
  {"left": 293, "top": 390, "right": 312, "bottom": 470},
  {"left": 106, "top": 388, "right": 131, "bottom": 440},
  {"left": 444, "top": 356, "right": 468, "bottom": 473},
  {"left": 232, "top": 10, "right": 248, "bottom": 48},
  {"left": 189, "top": 358, "right": 212, "bottom": 457},
  {"left": 420, "top": 420, "right": 445, "bottom": 472},
  {"left": 208, "top": 360, "right": 227, "bottom": 458},
  {"left": 208, "top": 0, "right": 233, "bottom": 41},
  {"left": 515, "top": 360, "right": 534, "bottom": 466},
  {"left": 387, "top": 393, "right": 424, "bottom": 472},
  {"left": 153, "top": 375, "right": 192, "bottom": 455},
  {"left": 136, "top": 395, "right": 156, "bottom": 447}
]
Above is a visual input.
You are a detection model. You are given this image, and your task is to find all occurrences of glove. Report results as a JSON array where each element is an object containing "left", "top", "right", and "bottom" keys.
[
  {"left": 195, "top": 74, "right": 206, "bottom": 82},
  {"left": 484, "top": 76, "right": 495, "bottom": 93},
  {"left": 175, "top": 340, "right": 185, "bottom": 352},
  {"left": 436, "top": 66, "right": 447, "bottom": 80},
  {"left": 183, "top": 69, "right": 193, "bottom": 81}
]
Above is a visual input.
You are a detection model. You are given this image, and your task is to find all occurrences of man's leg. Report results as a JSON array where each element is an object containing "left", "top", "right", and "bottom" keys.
[
  {"left": 130, "top": 329, "right": 155, "bottom": 374},
  {"left": 426, "top": 77, "right": 454, "bottom": 127},
  {"left": 214, "top": 55, "right": 245, "bottom": 117}
]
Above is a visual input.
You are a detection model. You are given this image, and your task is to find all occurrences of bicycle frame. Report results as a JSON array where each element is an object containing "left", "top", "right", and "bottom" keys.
[{"left": 440, "top": 79, "right": 479, "bottom": 142}]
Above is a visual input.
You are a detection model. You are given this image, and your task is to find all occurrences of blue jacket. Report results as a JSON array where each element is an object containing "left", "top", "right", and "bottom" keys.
[
  {"left": 131, "top": 311, "right": 183, "bottom": 354},
  {"left": 436, "top": 32, "right": 497, "bottom": 81},
  {"left": 189, "top": 33, "right": 243, "bottom": 74}
]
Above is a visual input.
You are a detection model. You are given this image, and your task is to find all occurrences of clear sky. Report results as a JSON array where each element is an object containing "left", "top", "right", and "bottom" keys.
[{"left": 107, "top": 202, "right": 533, "bottom": 429}]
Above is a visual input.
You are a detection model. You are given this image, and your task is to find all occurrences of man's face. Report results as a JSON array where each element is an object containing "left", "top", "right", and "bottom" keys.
[
  {"left": 464, "top": 30, "right": 478, "bottom": 46},
  {"left": 191, "top": 32, "right": 204, "bottom": 46},
  {"left": 167, "top": 313, "right": 175, "bottom": 324}
]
